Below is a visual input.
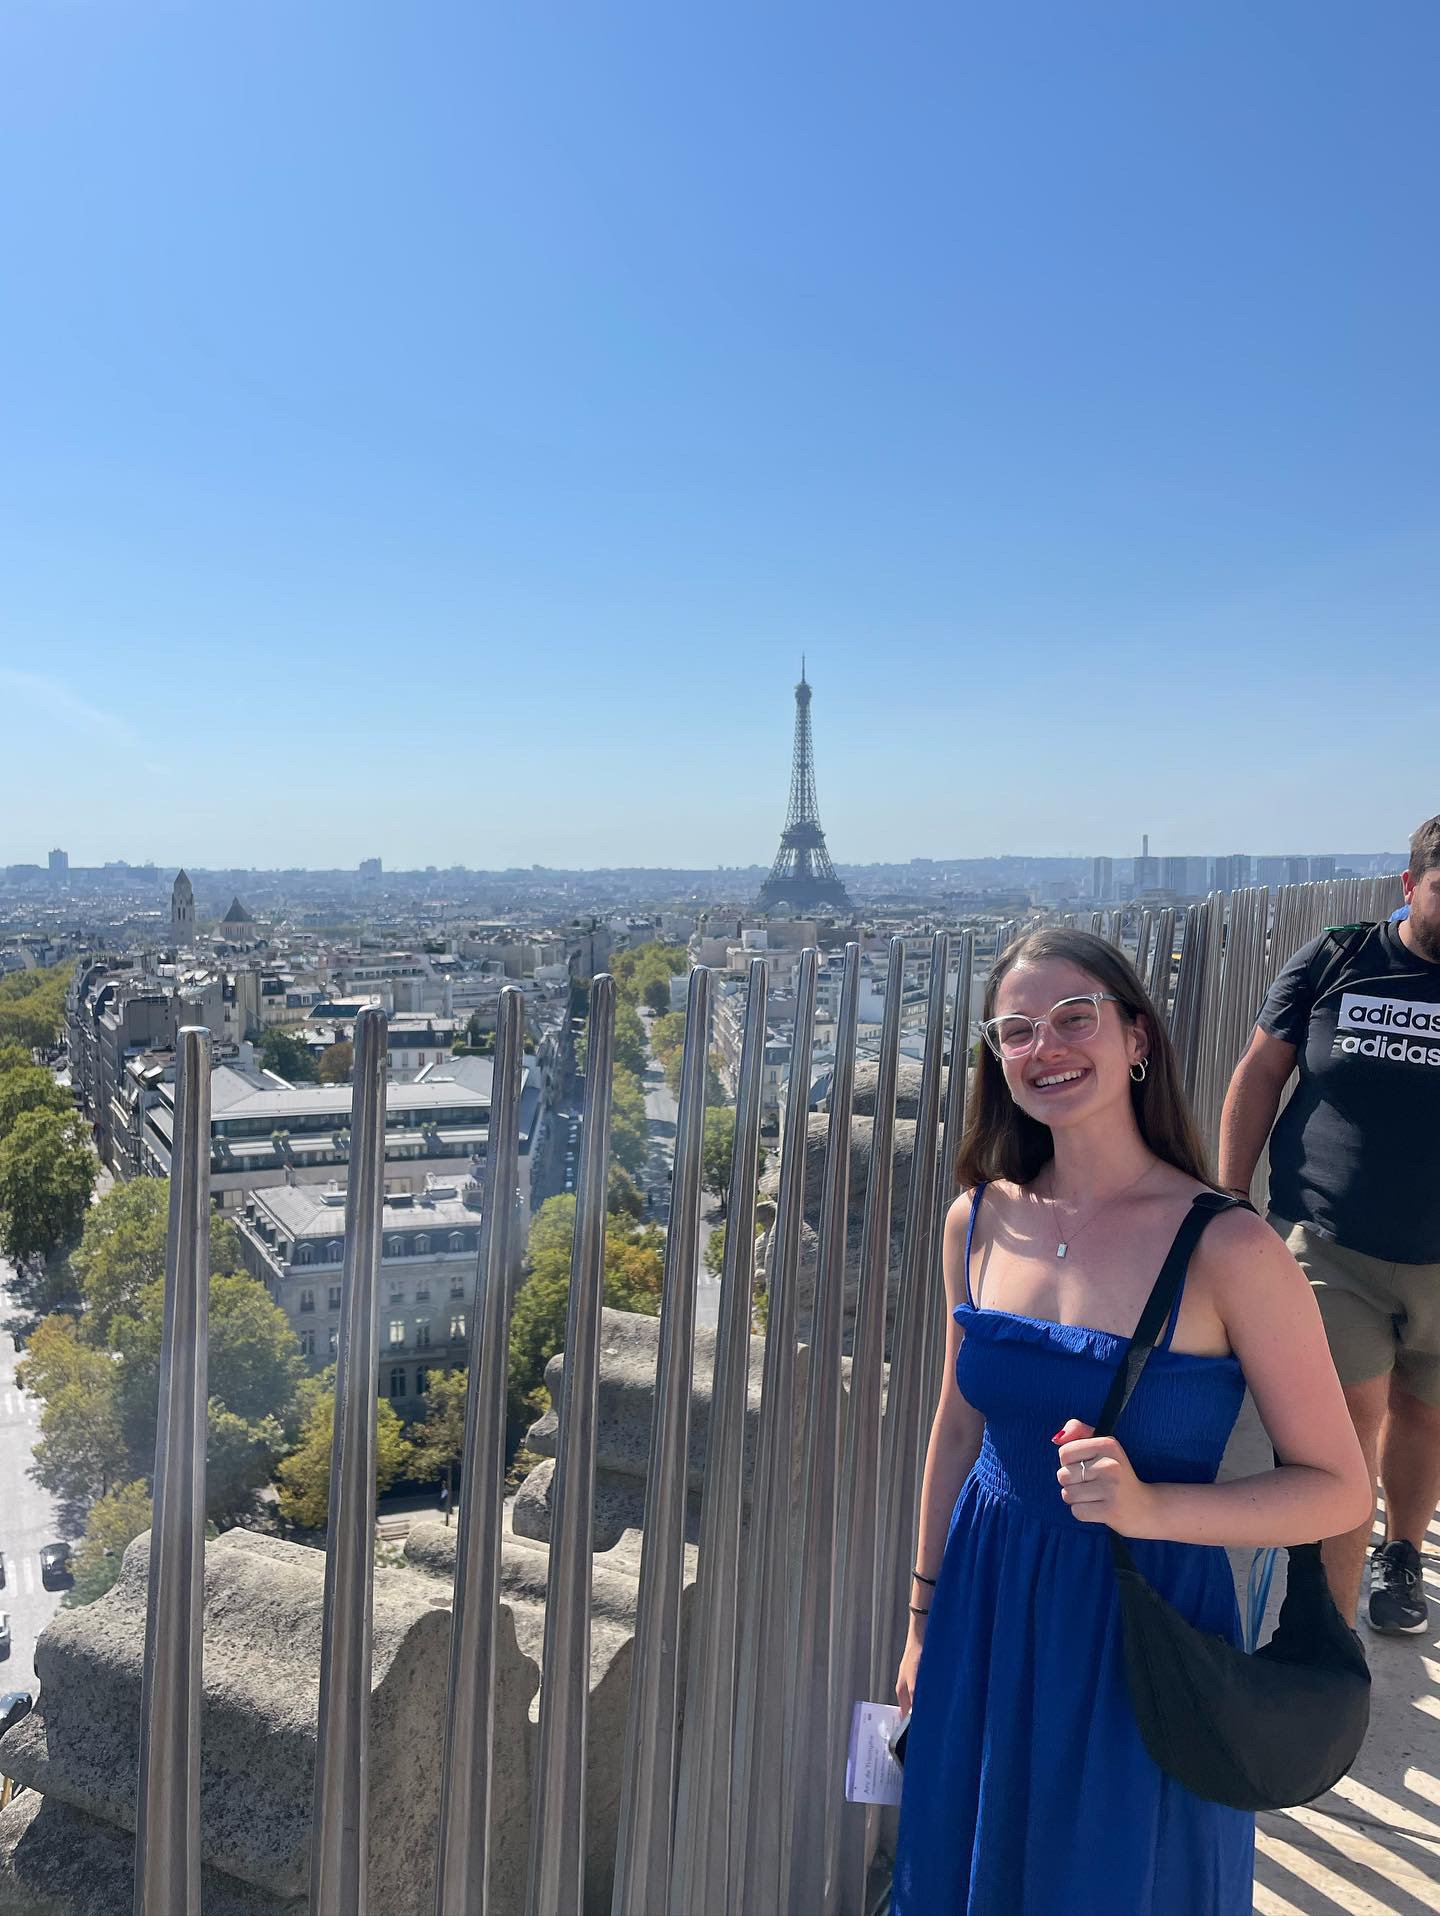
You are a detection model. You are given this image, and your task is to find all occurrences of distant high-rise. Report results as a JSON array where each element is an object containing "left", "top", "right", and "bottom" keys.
[
  {"left": 1285, "top": 856, "right": 1309, "bottom": 885},
  {"left": 170, "top": 869, "right": 195, "bottom": 941},
  {"left": 1134, "top": 836, "right": 1160, "bottom": 893},
  {"left": 1212, "top": 853, "right": 1251, "bottom": 894},
  {"left": 48, "top": 848, "right": 68, "bottom": 882},
  {"left": 1092, "top": 856, "right": 1114, "bottom": 902},
  {"left": 756, "top": 662, "right": 851, "bottom": 916},
  {"left": 1309, "top": 855, "right": 1336, "bottom": 882},
  {"left": 359, "top": 857, "right": 382, "bottom": 879}
]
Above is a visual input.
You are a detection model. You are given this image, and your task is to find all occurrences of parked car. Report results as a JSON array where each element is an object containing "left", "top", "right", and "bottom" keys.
[
  {"left": 0, "top": 1690, "right": 32, "bottom": 1738},
  {"left": 0, "top": 1615, "right": 10, "bottom": 1659},
  {"left": 39, "top": 1543, "right": 72, "bottom": 1589},
  {"left": 0, "top": 1550, "right": 7, "bottom": 1589}
]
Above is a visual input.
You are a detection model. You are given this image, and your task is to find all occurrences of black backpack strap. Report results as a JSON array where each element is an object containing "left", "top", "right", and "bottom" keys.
[
  {"left": 1304, "top": 923, "right": 1375, "bottom": 1010},
  {"left": 1094, "top": 1193, "right": 1244, "bottom": 1440}
]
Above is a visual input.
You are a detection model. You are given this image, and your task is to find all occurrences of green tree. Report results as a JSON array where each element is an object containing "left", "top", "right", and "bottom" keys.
[
  {"left": 642, "top": 977, "right": 671, "bottom": 1016},
  {"left": 112, "top": 1271, "right": 306, "bottom": 1518},
  {"left": 0, "top": 1043, "right": 36, "bottom": 1076},
  {"left": 0, "top": 1107, "right": 96, "bottom": 1269},
  {"left": 22, "top": 1254, "right": 305, "bottom": 1523},
  {"left": 663, "top": 1042, "right": 726, "bottom": 1104},
  {"left": 0, "top": 963, "right": 72, "bottom": 1052},
  {"left": 608, "top": 1066, "right": 650, "bottom": 1181},
  {"left": 65, "top": 1479, "right": 153, "bottom": 1607},
  {"left": 0, "top": 1066, "right": 69, "bottom": 1143},
  {"left": 18, "top": 1314, "right": 126, "bottom": 1503},
  {"left": 649, "top": 1011, "right": 687, "bottom": 1063},
  {"left": 275, "top": 1377, "right": 414, "bottom": 1531},
  {"left": 613, "top": 1004, "right": 649, "bottom": 1079},
  {"left": 408, "top": 1366, "right": 468, "bottom": 1483},
  {"left": 610, "top": 943, "right": 688, "bottom": 1006},
  {"left": 317, "top": 1040, "right": 353, "bottom": 1085},
  {"left": 258, "top": 1028, "right": 319, "bottom": 1083},
  {"left": 507, "top": 1196, "right": 665, "bottom": 1432},
  {"left": 206, "top": 1403, "right": 290, "bottom": 1523},
  {"left": 606, "top": 1163, "right": 643, "bottom": 1220},
  {"left": 700, "top": 1106, "right": 765, "bottom": 1217},
  {"left": 72, "top": 1178, "right": 243, "bottom": 1344},
  {"left": 701, "top": 1107, "right": 736, "bottom": 1215}
]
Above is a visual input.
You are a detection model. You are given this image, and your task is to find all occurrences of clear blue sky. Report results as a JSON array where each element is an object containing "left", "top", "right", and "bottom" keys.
[{"left": 2, "top": 3, "right": 1435, "bottom": 870}]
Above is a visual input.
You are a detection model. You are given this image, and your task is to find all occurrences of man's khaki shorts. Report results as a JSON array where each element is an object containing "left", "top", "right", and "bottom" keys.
[{"left": 1270, "top": 1214, "right": 1440, "bottom": 1405}]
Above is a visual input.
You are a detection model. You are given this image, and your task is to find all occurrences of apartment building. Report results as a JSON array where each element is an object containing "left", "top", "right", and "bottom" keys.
[{"left": 233, "top": 1177, "right": 488, "bottom": 1411}]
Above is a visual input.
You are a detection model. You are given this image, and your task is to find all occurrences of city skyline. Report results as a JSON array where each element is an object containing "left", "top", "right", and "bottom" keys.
[{"left": 4, "top": 843, "right": 1409, "bottom": 882}]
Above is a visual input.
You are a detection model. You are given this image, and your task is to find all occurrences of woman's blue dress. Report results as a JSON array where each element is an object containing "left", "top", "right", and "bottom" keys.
[{"left": 892, "top": 1190, "right": 1256, "bottom": 1914}]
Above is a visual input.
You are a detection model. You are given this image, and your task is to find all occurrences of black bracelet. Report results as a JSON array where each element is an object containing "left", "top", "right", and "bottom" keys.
[
  {"left": 908, "top": 1603, "right": 930, "bottom": 1618},
  {"left": 912, "top": 1568, "right": 938, "bottom": 1587}
]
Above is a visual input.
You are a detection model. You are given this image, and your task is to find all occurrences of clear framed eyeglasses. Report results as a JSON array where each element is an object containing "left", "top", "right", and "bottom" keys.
[{"left": 980, "top": 992, "right": 1123, "bottom": 1060}]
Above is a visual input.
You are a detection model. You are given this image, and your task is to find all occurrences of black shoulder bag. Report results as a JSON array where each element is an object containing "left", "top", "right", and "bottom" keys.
[{"left": 1095, "top": 1192, "right": 1371, "bottom": 1812}]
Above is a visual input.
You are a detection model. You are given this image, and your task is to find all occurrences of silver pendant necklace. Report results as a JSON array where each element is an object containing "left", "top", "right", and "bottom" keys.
[{"left": 1047, "top": 1161, "right": 1159, "bottom": 1259}]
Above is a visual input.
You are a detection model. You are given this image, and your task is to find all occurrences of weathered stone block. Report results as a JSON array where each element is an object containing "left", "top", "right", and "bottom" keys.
[
  {"left": 405, "top": 1516, "right": 696, "bottom": 1915},
  {"left": 0, "top": 1528, "right": 537, "bottom": 1916},
  {"left": 0, "top": 1791, "right": 302, "bottom": 1916},
  {"left": 513, "top": 1309, "right": 808, "bottom": 1550}
]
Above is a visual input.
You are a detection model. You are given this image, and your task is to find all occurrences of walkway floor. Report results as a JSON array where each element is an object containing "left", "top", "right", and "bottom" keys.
[{"left": 1224, "top": 1401, "right": 1440, "bottom": 1913}]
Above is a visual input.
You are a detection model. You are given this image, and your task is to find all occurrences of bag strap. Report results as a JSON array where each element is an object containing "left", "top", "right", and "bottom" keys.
[
  {"left": 1094, "top": 1192, "right": 1244, "bottom": 1441},
  {"left": 1303, "top": 922, "right": 1374, "bottom": 1012}
]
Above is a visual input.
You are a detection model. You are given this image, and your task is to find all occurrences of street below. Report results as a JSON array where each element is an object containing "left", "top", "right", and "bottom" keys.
[
  {"left": 0, "top": 1258, "right": 68, "bottom": 1701},
  {"left": 638, "top": 1014, "right": 720, "bottom": 1331}
]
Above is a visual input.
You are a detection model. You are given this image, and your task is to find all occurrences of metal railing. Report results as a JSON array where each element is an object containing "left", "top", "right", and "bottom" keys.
[{"left": 124, "top": 879, "right": 1402, "bottom": 1913}]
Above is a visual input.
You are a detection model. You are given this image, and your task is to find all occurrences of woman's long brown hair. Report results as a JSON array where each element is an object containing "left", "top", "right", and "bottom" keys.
[{"left": 954, "top": 928, "right": 1213, "bottom": 1191}]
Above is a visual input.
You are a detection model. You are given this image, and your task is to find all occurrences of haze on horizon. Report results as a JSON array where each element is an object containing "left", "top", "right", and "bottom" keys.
[{"left": 2, "top": 4, "right": 1436, "bottom": 871}]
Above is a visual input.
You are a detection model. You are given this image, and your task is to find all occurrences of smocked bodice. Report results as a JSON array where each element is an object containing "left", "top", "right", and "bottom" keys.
[{"left": 954, "top": 1303, "right": 1245, "bottom": 1530}]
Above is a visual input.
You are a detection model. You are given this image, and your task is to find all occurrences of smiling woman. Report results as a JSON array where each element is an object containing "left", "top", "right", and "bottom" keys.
[{"left": 890, "top": 928, "right": 1370, "bottom": 1915}]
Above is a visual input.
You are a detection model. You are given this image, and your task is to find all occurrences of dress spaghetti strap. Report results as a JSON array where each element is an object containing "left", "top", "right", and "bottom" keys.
[{"left": 963, "top": 1183, "right": 986, "bottom": 1308}]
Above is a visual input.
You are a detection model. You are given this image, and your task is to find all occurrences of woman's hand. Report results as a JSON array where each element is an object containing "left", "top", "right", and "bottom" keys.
[
  {"left": 895, "top": 1618, "right": 926, "bottom": 1713},
  {"left": 1054, "top": 1418, "right": 1159, "bottom": 1537}
]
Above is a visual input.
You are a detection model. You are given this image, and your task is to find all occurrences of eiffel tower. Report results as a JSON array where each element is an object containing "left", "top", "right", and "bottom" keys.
[{"left": 756, "top": 660, "right": 853, "bottom": 915}]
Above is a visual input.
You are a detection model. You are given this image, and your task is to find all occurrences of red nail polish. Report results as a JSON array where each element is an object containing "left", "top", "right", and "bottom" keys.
[{"left": 1051, "top": 1427, "right": 1067, "bottom": 1444}]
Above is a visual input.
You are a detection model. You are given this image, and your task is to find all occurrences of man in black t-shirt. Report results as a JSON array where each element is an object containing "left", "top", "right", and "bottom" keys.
[{"left": 1220, "top": 815, "right": 1440, "bottom": 1635}]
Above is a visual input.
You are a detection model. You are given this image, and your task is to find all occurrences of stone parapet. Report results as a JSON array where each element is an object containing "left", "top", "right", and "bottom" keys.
[
  {"left": 512, "top": 1307, "right": 809, "bottom": 1550},
  {"left": 757, "top": 1112, "right": 924, "bottom": 1346},
  {"left": 0, "top": 1528, "right": 535, "bottom": 1916}
]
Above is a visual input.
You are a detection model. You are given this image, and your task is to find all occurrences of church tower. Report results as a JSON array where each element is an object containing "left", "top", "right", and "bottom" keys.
[{"left": 170, "top": 869, "right": 195, "bottom": 943}]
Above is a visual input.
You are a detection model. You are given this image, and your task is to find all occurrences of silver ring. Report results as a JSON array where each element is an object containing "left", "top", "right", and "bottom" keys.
[{"left": 1078, "top": 1459, "right": 1088, "bottom": 1482}]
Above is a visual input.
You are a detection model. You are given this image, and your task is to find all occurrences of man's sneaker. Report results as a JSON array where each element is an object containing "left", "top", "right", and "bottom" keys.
[{"left": 1368, "top": 1540, "right": 1429, "bottom": 1635}]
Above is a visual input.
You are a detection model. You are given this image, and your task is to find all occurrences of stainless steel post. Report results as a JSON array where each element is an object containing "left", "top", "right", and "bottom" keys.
[
  {"left": 611, "top": 967, "right": 714, "bottom": 1916},
  {"left": 527, "top": 975, "right": 616, "bottom": 1916},
  {"left": 733, "top": 949, "right": 819, "bottom": 1916},
  {"left": 434, "top": 986, "right": 527, "bottom": 1916},
  {"left": 875, "top": 933, "right": 950, "bottom": 1700},
  {"left": 134, "top": 1026, "right": 211, "bottom": 1916},
  {"left": 922, "top": 935, "right": 973, "bottom": 1416},
  {"left": 783, "top": 942, "right": 860, "bottom": 1911},
  {"left": 310, "top": 1004, "right": 388, "bottom": 1916},
  {"left": 830, "top": 939, "right": 904, "bottom": 1912},
  {"left": 670, "top": 958, "right": 768, "bottom": 1914},
  {"left": 1148, "top": 908, "right": 1176, "bottom": 1023}
]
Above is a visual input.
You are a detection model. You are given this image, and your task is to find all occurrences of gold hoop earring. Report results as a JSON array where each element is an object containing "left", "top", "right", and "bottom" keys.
[{"left": 1130, "top": 1059, "right": 1149, "bottom": 1084}]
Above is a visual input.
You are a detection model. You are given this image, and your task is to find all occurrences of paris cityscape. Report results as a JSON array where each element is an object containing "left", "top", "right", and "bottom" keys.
[{"left": 1, "top": 3, "right": 1436, "bottom": 1911}]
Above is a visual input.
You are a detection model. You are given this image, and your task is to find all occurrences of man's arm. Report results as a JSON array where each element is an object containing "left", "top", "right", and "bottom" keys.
[{"left": 1217, "top": 1026, "right": 1298, "bottom": 1198}]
